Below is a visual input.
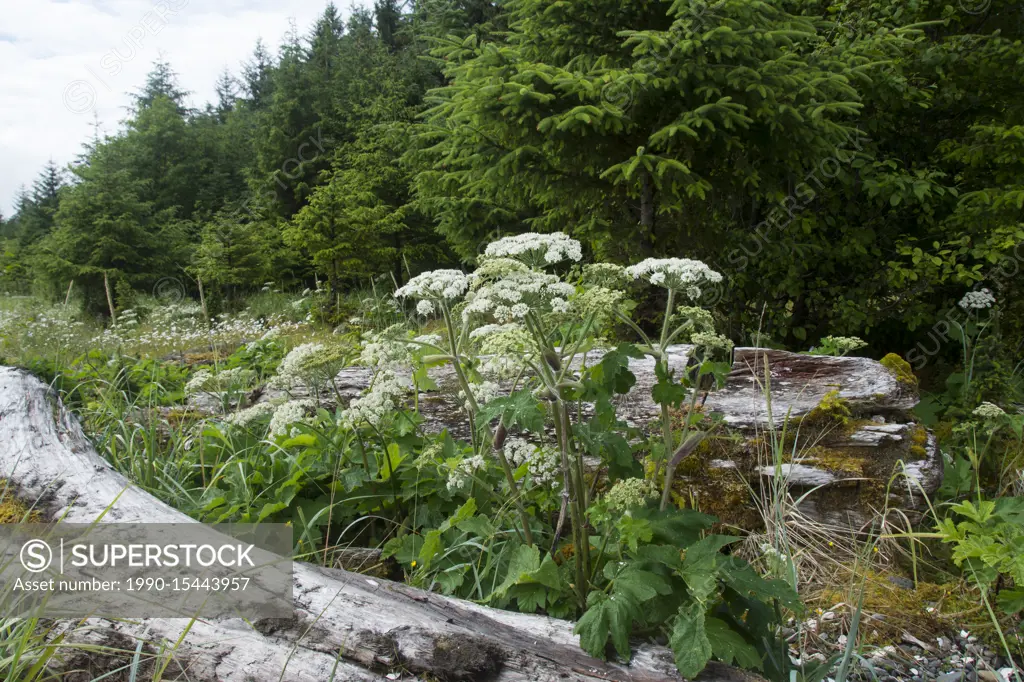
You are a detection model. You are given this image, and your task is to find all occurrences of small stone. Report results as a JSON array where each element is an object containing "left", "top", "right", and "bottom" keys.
[
  {"left": 937, "top": 673, "right": 965, "bottom": 682},
  {"left": 888, "top": 575, "right": 915, "bottom": 590}
]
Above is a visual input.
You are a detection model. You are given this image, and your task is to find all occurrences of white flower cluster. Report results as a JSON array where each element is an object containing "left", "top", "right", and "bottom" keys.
[
  {"left": 469, "top": 323, "right": 520, "bottom": 341},
  {"left": 464, "top": 271, "right": 575, "bottom": 322},
  {"left": 184, "top": 369, "right": 213, "bottom": 395},
  {"left": 691, "top": 331, "right": 734, "bottom": 354},
  {"left": 625, "top": 258, "right": 722, "bottom": 299},
  {"left": 394, "top": 269, "right": 470, "bottom": 307},
  {"left": 225, "top": 402, "right": 276, "bottom": 429},
  {"left": 475, "top": 324, "right": 535, "bottom": 378},
  {"left": 973, "top": 402, "right": 1006, "bottom": 420},
  {"left": 269, "top": 399, "right": 316, "bottom": 438},
  {"left": 447, "top": 454, "right": 485, "bottom": 492},
  {"left": 483, "top": 232, "right": 582, "bottom": 267},
  {"left": 412, "top": 333, "right": 444, "bottom": 348},
  {"left": 959, "top": 288, "right": 995, "bottom": 310},
  {"left": 99, "top": 309, "right": 302, "bottom": 356},
  {"left": 359, "top": 331, "right": 412, "bottom": 368},
  {"left": 504, "top": 437, "right": 561, "bottom": 490},
  {"left": 820, "top": 336, "right": 867, "bottom": 355},
  {"left": 459, "top": 380, "right": 501, "bottom": 410},
  {"left": 341, "top": 369, "right": 408, "bottom": 429},
  {"left": 572, "top": 286, "right": 624, "bottom": 319},
  {"left": 604, "top": 477, "right": 651, "bottom": 512},
  {"left": 581, "top": 263, "right": 628, "bottom": 288},
  {"left": 271, "top": 343, "right": 325, "bottom": 389},
  {"left": 184, "top": 367, "right": 256, "bottom": 395},
  {"left": 470, "top": 258, "right": 530, "bottom": 289}
]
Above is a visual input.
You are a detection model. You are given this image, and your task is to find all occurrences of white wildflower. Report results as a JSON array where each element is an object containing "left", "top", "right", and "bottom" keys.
[
  {"left": 447, "top": 454, "right": 486, "bottom": 492},
  {"left": 483, "top": 232, "right": 582, "bottom": 267},
  {"left": 360, "top": 331, "right": 412, "bottom": 368},
  {"left": 394, "top": 269, "right": 470, "bottom": 303},
  {"left": 625, "top": 257, "right": 722, "bottom": 299},
  {"left": 416, "top": 300, "right": 435, "bottom": 316},
  {"left": 581, "top": 263, "right": 628, "bottom": 288},
  {"left": 470, "top": 258, "right": 529, "bottom": 288},
  {"left": 185, "top": 369, "right": 213, "bottom": 395},
  {"left": 411, "top": 333, "right": 444, "bottom": 348},
  {"left": 819, "top": 335, "right": 867, "bottom": 355},
  {"left": 973, "top": 402, "right": 1006, "bottom": 420},
  {"left": 469, "top": 323, "right": 520, "bottom": 341},
  {"left": 341, "top": 369, "right": 408, "bottom": 428},
  {"left": 959, "top": 288, "right": 995, "bottom": 310},
  {"left": 465, "top": 271, "right": 576, "bottom": 322},
  {"left": 225, "top": 402, "right": 276, "bottom": 429},
  {"left": 268, "top": 399, "right": 316, "bottom": 438},
  {"left": 504, "top": 438, "right": 561, "bottom": 490},
  {"left": 459, "top": 380, "right": 501, "bottom": 410},
  {"left": 572, "top": 286, "right": 623, "bottom": 318},
  {"left": 691, "top": 331, "right": 734, "bottom": 354},
  {"left": 604, "top": 478, "right": 651, "bottom": 512}
]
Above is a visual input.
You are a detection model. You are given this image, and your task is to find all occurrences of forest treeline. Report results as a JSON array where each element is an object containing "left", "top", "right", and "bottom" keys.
[{"left": 1, "top": 0, "right": 1021, "bottom": 355}]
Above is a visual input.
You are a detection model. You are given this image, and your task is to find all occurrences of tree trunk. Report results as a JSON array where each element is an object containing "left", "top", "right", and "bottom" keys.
[
  {"left": 640, "top": 171, "right": 655, "bottom": 234},
  {"left": 103, "top": 271, "right": 117, "bottom": 325},
  {"left": 198, "top": 276, "right": 209, "bottom": 321},
  {"left": 0, "top": 367, "right": 761, "bottom": 682}
]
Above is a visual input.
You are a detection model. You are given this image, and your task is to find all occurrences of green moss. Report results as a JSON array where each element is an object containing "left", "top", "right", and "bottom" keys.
[
  {"left": 908, "top": 425, "right": 929, "bottom": 460},
  {"left": 804, "top": 389, "right": 853, "bottom": 430},
  {"left": 805, "top": 445, "right": 866, "bottom": 475},
  {"left": 0, "top": 483, "right": 41, "bottom": 523},
  {"left": 880, "top": 353, "right": 918, "bottom": 387}
]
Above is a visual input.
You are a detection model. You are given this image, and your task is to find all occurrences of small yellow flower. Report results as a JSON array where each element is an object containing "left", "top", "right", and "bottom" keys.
[
  {"left": 410, "top": 560, "right": 417, "bottom": 568},
  {"left": 828, "top": 541, "right": 834, "bottom": 547},
  {"left": 873, "top": 547, "right": 879, "bottom": 553}
]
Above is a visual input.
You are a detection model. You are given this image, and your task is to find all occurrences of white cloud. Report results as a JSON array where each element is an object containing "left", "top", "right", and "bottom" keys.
[{"left": 0, "top": 0, "right": 333, "bottom": 215}]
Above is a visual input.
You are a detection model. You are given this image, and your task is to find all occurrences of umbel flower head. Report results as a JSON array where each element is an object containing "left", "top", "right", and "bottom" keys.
[
  {"left": 483, "top": 232, "right": 582, "bottom": 268},
  {"left": 463, "top": 270, "right": 575, "bottom": 322},
  {"left": 625, "top": 257, "right": 722, "bottom": 299},
  {"left": 973, "top": 401, "right": 1006, "bottom": 420},
  {"left": 959, "top": 288, "right": 995, "bottom": 311},
  {"left": 394, "top": 270, "right": 471, "bottom": 314}
]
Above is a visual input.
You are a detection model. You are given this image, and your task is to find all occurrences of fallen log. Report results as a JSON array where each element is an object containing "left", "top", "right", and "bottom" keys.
[
  {"left": 234, "top": 346, "right": 940, "bottom": 528},
  {"left": 0, "top": 367, "right": 763, "bottom": 682}
]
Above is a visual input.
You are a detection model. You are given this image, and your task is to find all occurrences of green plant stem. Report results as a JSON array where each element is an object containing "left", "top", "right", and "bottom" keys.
[{"left": 441, "top": 302, "right": 534, "bottom": 547}]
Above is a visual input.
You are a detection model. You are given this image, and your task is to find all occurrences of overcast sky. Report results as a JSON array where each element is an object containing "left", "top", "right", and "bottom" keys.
[{"left": 0, "top": 0, "right": 335, "bottom": 216}]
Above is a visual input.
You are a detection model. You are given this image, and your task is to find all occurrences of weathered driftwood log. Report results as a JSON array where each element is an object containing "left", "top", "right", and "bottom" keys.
[{"left": 0, "top": 367, "right": 763, "bottom": 682}]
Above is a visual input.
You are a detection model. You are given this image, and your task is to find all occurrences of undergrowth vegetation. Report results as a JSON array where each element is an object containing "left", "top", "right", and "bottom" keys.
[{"left": 2, "top": 231, "right": 1023, "bottom": 681}]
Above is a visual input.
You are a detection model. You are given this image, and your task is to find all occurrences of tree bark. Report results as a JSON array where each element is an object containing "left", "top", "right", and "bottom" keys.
[
  {"left": 103, "top": 271, "right": 117, "bottom": 325},
  {"left": 0, "top": 367, "right": 761, "bottom": 682},
  {"left": 198, "top": 276, "right": 209, "bottom": 321}
]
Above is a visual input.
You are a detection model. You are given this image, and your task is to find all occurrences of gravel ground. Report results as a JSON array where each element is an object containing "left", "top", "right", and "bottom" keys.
[{"left": 801, "top": 628, "right": 1022, "bottom": 681}]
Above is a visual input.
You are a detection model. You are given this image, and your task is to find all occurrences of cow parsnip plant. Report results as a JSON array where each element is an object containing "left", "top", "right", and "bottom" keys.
[{"left": 386, "top": 232, "right": 796, "bottom": 676}]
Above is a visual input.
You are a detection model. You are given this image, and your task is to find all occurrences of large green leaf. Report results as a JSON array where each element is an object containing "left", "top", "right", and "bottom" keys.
[{"left": 669, "top": 602, "right": 712, "bottom": 678}]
